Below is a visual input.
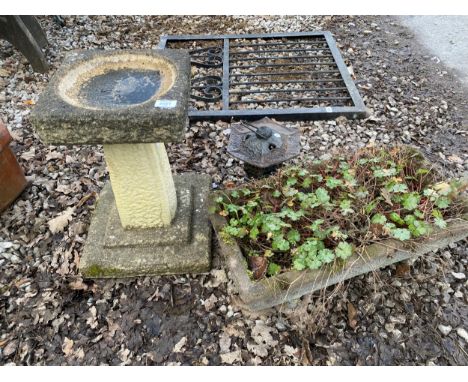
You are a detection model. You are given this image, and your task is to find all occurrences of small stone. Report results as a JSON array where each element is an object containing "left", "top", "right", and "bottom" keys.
[
  {"left": 3, "top": 340, "right": 18, "bottom": 357},
  {"left": 456, "top": 328, "right": 468, "bottom": 342},
  {"left": 203, "top": 293, "right": 218, "bottom": 311},
  {"left": 219, "top": 305, "right": 227, "bottom": 313},
  {"left": 438, "top": 324, "right": 452, "bottom": 336},
  {"left": 451, "top": 272, "right": 465, "bottom": 280},
  {"left": 173, "top": 336, "right": 187, "bottom": 353},
  {"left": 392, "top": 329, "right": 402, "bottom": 340},
  {"left": 275, "top": 321, "right": 287, "bottom": 331},
  {"left": 0, "top": 241, "right": 14, "bottom": 252}
]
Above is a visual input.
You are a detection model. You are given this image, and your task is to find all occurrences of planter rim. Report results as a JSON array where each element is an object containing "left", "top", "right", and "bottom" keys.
[{"left": 210, "top": 195, "right": 468, "bottom": 311}]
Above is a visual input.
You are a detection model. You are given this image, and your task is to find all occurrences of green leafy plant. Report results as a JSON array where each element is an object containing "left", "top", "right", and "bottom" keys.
[{"left": 214, "top": 146, "right": 465, "bottom": 280}]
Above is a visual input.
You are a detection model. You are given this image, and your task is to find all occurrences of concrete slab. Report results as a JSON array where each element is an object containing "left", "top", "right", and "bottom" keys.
[
  {"left": 399, "top": 16, "right": 468, "bottom": 86},
  {"left": 80, "top": 173, "right": 212, "bottom": 278}
]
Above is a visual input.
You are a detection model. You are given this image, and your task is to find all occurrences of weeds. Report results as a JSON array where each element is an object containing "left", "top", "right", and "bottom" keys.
[{"left": 213, "top": 146, "right": 466, "bottom": 280}]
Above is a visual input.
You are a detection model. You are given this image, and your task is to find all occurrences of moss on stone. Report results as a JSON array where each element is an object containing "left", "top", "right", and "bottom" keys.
[{"left": 83, "top": 264, "right": 124, "bottom": 278}]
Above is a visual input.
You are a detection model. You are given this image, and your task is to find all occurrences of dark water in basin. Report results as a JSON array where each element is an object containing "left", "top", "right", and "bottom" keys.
[{"left": 78, "top": 69, "right": 161, "bottom": 108}]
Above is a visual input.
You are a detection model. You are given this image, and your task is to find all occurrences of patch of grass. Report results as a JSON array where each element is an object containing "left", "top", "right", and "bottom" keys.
[{"left": 213, "top": 146, "right": 466, "bottom": 280}]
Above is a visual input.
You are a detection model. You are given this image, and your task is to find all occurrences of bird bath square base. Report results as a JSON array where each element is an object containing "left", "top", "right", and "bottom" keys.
[{"left": 80, "top": 173, "right": 211, "bottom": 278}]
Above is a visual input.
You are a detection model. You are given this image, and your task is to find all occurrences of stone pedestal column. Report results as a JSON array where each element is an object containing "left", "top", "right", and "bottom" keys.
[
  {"left": 30, "top": 49, "right": 211, "bottom": 278},
  {"left": 103, "top": 143, "right": 177, "bottom": 229}
]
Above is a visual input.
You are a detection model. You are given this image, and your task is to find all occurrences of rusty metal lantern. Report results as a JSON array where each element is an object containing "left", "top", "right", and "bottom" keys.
[{"left": 227, "top": 117, "right": 301, "bottom": 178}]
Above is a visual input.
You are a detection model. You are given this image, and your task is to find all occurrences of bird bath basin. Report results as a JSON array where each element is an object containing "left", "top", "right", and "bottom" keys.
[
  {"left": 30, "top": 49, "right": 212, "bottom": 278},
  {"left": 31, "top": 49, "right": 190, "bottom": 145},
  {"left": 58, "top": 54, "right": 174, "bottom": 110}
]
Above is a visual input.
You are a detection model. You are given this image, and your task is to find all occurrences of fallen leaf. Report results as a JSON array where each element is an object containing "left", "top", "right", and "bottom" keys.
[
  {"left": 224, "top": 181, "right": 236, "bottom": 189},
  {"left": 249, "top": 256, "right": 268, "bottom": 280},
  {"left": 283, "top": 345, "right": 299, "bottom": 358},
  {"left": 75, "top": 348, "right": 85, "bottom": 360},
  {"left": 62, "top": 337, "right": 74, "bottom": 356},
  {"left": 76, "top": 192, "right": 97, "bottom": 208},
  {"left": 20, "top": 147, "right": 35, "bottom": 161},
  {"left": 22, "top": 99, "right": 35, "bottom": 105},
  {"left": 434, "top": 182, "right": 450, "bottom": 194},
  {"left": 117, "top": 347, "right": 131, "bottom": 364},
  {"left": 396, "top": 261, "right": 411, "bottom": 277},
  {"left": 48, "top": 207, "right": 75, "bottom": 234},
  {"left": 347, "top": 302, "right": 358, "bottom": 329},
  {"left": 69, "top": 278, "right": 88, "bottom": 291},
  {"left": 203, "top": 293, "right": 218, "bottom": 311},
  {"left": 45, "top": 151, "right": 63, "bottom": 161},
  {"left": 3, "top": 340, "right": 18, "bottom": 357},
  {"left": 220, "top": 350, "right": 242, "bottom": 364},
  {"left": 447, "top": 155, "right": 463, "bottom": 164},
  {"left": 301, "top": 339, "right": 313, "bottom": 365},
  {"left": 219, "top": 331, "right": 231, "bottom": 354},
  {"left": 205, "top": 269, "right": 228, "bottom": 288},
  {"left": 247, "top": 342, "right": 269, "bottom": 357},
  {"left": 86, "top": 306, "right": 98, "bottom": 329},
  {"left": 173, "top": 336, "right": 187, "bottom": 353},
  {"left": 56, "top": 184, "right": 72, "bottom": 195},
  {"left": 381, "top": 188, "right": 393, "bottom": 206}
]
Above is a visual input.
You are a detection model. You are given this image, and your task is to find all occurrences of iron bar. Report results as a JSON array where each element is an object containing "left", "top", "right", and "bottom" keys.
[
  {"left": 230, "top": 96, "right": 352, "bottom": 104},
  {"left": 230, "top": 41, "right": 328, "bottom": 48},
  {"left": 230, "top": 70, "right": 341, "bottom": 77},
  {"left": 229, "top": 87, "right": 348, "bottom": 95},
  {"left": 230, "top": 79, "right": 345, "bottom": 86},
  {"left": 230, "top": 48, "right": 331, "bottom": 55},
  {"left": 222, "top": 38, "right": 230, "bottom": 109},
  {"left": 229, "top": 61, "right": 337, "bottom": 69},
  {"left": 230, "top": 54, "right": 335, "bottom": 62}
]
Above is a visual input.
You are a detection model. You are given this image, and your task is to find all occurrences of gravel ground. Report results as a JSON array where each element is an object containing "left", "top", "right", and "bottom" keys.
[{"left": 0, "top": 15, "right": 467, "bottom": 365}]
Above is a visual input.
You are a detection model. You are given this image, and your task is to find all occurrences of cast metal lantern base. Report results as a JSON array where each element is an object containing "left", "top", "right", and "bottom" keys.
[
  {"left": 227, "top": 117, "right": 301, "bottom": 178},
  {"left": 244, "top": 163, "right": 278, "bottom": 178}
]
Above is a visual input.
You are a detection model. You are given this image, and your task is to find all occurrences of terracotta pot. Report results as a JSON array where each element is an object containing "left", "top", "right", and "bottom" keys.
[{"left": 0, "top": 122, "right": 27, "bottom": 213}]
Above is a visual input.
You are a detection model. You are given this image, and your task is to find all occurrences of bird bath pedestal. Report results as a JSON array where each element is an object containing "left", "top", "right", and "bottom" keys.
[{"left": 31, "top": 49, "right": 211, "bottom": 277}]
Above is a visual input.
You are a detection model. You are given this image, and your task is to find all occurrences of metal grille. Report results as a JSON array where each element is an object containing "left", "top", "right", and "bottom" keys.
[{"left": 159, "top": 32, "right": 367, "bottom": 121}]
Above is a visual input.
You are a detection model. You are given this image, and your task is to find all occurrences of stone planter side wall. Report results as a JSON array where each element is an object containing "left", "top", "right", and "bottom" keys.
[{"left": 211, "top": 205, "right": 468, "bottom": 311}]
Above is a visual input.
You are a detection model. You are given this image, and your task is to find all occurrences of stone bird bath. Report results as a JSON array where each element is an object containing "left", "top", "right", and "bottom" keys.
[{"left": 31, "top": 49, "right": 211, "bottom": 277}]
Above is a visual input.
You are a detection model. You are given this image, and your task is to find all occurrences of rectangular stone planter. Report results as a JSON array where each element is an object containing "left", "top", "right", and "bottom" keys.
[{"left": 210, "top": 200, "right": 468, "bottom": 311}]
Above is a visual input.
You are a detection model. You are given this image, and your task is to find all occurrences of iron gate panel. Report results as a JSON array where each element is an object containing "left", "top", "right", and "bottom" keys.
[{"left": 159, "top": 32, "right": 367, "bottom": 121}]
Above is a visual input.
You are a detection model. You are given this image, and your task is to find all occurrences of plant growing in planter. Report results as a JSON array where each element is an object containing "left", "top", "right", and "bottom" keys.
[{"left": 210, "top": 146, "right": 468, "bottom": 311}]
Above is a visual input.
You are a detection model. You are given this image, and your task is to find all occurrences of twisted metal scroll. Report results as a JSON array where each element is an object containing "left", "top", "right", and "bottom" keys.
[
  {"left": 189, "top": 46, "right": 223, "bottom": 68},
  {"left": 191, "top": 76, "right": 223, "bottom": 102}
]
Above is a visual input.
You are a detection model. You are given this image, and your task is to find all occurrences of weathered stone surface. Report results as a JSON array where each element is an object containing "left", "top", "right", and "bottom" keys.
[
  {"left": 80, "top": 173, "right": 212, "bottom": 278},
  {"left": 104, "top": 185, "right": 192, "bottom": 247},
  {"left": 211, "top": 202, "right": 468, "bottom": 311},
  {"left": 104, "top": 142, "right": 177, "bottom": 228},
  {"left": 30, "top": 49, "right": 191, "bottom": 145}
]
